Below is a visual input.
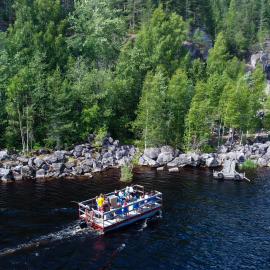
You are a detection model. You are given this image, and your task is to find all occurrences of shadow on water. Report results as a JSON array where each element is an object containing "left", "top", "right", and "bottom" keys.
[{"left": 0, "top": 167, "right": 270, "bottom": 269}]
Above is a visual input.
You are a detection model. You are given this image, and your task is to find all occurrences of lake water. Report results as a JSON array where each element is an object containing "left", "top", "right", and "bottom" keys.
[{"left": 0, "top": 168, "right": 270, "bottom": 270}]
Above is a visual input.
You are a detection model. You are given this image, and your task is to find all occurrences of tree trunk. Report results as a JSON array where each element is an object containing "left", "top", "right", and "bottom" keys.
[{"left": 18, "top": 107, "right": 25, "bottom": 153}]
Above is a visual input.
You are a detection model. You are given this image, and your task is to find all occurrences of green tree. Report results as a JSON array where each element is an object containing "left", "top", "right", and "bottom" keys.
[
  {"left": 134, "top": 68, "right": 168, "bottom": 148},
  {"left": 68, "top": 0, "right": 126, "bottom": 68},
  {"left": 167, "top": 69, "right": 194, "bottom": 147}
]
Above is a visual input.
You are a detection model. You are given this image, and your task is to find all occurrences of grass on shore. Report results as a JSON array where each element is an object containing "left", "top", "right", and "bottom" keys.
[
  {"left": 120, "top": 164, "right": 133, "bottom": 182},
  {"left": 240, "top": 159, "right": 257, "bottom": 170}
]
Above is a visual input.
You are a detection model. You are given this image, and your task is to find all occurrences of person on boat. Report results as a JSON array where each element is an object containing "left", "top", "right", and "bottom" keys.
[
  {"left": 128, "top": 185, "right": 134, "bottom": 195},
  {"left": 122, "top": 199, "right": 128, "bottom": 216},
  {"left": 97, "top": 194, "right": 105, "bottom": 211},
  {"left": 125, "top": 186, "right": 130, "bottom": 196},
  {"left": 118, "top": 190, "right": 124, "bottom": 198}
]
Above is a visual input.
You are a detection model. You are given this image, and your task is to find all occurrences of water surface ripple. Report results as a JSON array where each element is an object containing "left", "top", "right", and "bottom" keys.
[{"left": 0, "top": 168, "right": 270, "bottom": 269}]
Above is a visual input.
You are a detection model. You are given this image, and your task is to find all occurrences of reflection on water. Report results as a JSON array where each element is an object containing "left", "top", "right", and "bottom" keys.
[{"left": 0, "top": 168, "right": 270, "bottom": 270}]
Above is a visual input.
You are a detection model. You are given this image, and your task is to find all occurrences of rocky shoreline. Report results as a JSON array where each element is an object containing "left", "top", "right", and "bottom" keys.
[{"left": 1, "top": 135, "right": 270, "bottom": 182}]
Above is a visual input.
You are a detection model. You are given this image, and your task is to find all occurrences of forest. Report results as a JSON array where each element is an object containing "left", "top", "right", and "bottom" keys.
[{"left": 0, "top": 0, "right": 270, "bottom": 152}]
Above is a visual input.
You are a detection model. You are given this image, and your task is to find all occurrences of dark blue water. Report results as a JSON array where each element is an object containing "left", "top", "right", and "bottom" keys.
[{"left": 0, "top": 168, "right": 270, "bottom": 270}]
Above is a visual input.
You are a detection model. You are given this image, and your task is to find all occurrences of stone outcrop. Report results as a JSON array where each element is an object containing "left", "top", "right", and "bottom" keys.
[
  {"left": 2, "top": 134, "right": 270, "bottom": 182},
  {"left": 0, "top": 135, "right": 137, "bottom": 182}
]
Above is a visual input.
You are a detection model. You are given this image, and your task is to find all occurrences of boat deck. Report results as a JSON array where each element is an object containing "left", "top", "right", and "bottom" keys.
[{"left": 77, "top": 185, "right": 163, "bottom": 232}]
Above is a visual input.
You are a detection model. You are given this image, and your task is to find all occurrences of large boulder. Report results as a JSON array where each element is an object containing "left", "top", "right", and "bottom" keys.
[
  {"left": 0, "top": 150, "right": 9, "bottom": 161},
  {"left": 257, "top": 157, "right": 268, "bottom": 167},
  {"left": 103, "top": 152, "right": 113, "bottom": 159},
  {"left": 118, "top": 156, "right": 132, "bottom": 166},
  {"left": 51, "top": 163, "right": 65, "bottom": 175},
  {"left": 167, "top": 154, "right": 192, "bottom": 167},
  {"left": 73, "top": 145, "right": 84, "bottom": 158},
  {"left": 0, "top": 168, "right": 13, "bottom": 181},
  {"left": 44, "top": 154, "right": 58, "bottom": 164},
  {"left": 160, "top": 146, "right": 174, "bottom": 155},
  {"left": 65, "top": 161, "right": 76, "bottom": 170},
  {"left": 36, "top": 169, "right": 46, "bottom": 178},
  {"left": 115, "top": 149, "right": 127, "bottom": 160},
  {"left": 12, "top": 165, "right": 23, "bottom": 173},
  {"left": 92, "top": 161, "right": 102, "bottom": 172},
  {"left": 21, "top": 165, "right": 34, "bottom": 178},
  {"left": 190, "top": 153, "right": 201, "bottom": 167},
  {"left": 82, "top": 164, "right": 91, "bottom": 173},
  {"left": 157, "top": 152, "right": 174, "bottom": 165},
  {"left": 102, "top": 156, "right": 114, "bottom": 167},
  {"left": 205, "top": 156, "right": 220, "bottom": 168},
  {"left": 17, "top": 156, "right": 29, "bottom": 165},
  {"left": 74, "top": 166, "right": 83, "bottom": 175},
  {"left": 33, "top": 158, "right": 44, "bottom": 168},
  {"left": 139, "top": 155, "right": 158, "bottom": 167},
  {"left": 144, "top": 148, "right": 160, "bottom": 160},
  {"left": 54, "top": 151, "right": 67, "bottom": 162}
]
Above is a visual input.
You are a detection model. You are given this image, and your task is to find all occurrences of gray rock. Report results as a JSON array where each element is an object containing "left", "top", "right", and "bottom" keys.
[
  {"left": 74, "top": 166, "right": 83, "bottom": 175},
  {"left": 102, "top": 156, "right": 114, "bottom": 166},
  {"left": 167, "top": 154, "right": 191, "bottom": 167},
  {"left": 157, "top": 152, "right": 174, "bottom": 165},
  {"left": 128, "top": 146, "right": 136, "bottom": 156},
  {"left": 258, "top": 143, "right": 269, "bottom": 154},
  {"left": 42, "top": 163, "right": 50, "bottom": 172},
  {"left": 205, "top": 157, "right": 220, "bottom": 168},
  {"left": 73, "top": 145, "right": 83, "bottom": 158},
  {"left": 0, "top": 150, "right": 9, "bottom": 161},
  {"left": 12, "top": 165, "right": 22, "bottom": 173},
  {"left": 168, "top": 167, "right": 179, "bottom": 173},
  {"left": 103, "top": 152, "right": 113, "bottom": 159},
  {"left": 257, "top": 157, "right": 268, "bottom": 167},
  {"left": 36, "top": 169, "right": 46, "bottom": 178},
  {"left": 82, "top": 158, "right": 93, "bottom": 167},
  {"left": 144, "top": 148, "right": 160, "bottom": 160},
  {"left": 17, "top": 156, "right": 29, "bottom": 165},
  {"left": 74, "top": 145, "right": 84, "bottom": 153},
  {"left": 113, "top": 140, "right": 120, "bottom": 147},
  {"left": 82, "top": 165, "right": 91, "bottom": 173},
  {"left": 54, "top": 151, "right": 67, "bottom": 162},
  {"left": 51, "top": 163, "right": 65, "bottom": 174},
  {"left": 139, "top": 155, "right": 158, "bottom": 167},
  {"left": 92, "top": 161, "right": 102, "bottom": 172},
  {"left": 118, "top": 156, "right": 132, "bottom": 166},
  {"left": 38, "top": 148, "right": 50, "bottom": 155},
  {"left": 115, "top": 149, "right": 127, "bottom": 160},
  {"left": 190, "top": 153, "right": 201, "bottom": 166},
  {"left": 21, "top": 165, "right": 34, "bottom": 178},
  {"left": 34, "top": 158, "right": 44, "bottom": 168},
  {"left": 108, "top": 137, "right": 114, "bottom": 144},
  {"left": 84, "top": 153, "right": 92, "bottom": 159},
  {"left": 13, "top": 173, "right": 23, "bottom": 181},
  {"left": 65, "top": 162, "right": 76, "bottom": 170},
  {"left": 28, "top": 157, "right": 35, "bottom": 168},
  {"left": 45, "top": 154, "right": 58, "bottom": 164},
  {"left": 218, "top": 145, "right": 228, "bottom": 153},
  {"left": 0, "top": 168, "right": 12, "bottom": 179},
  {"left": 160, "top": 146, "right": 174, "bottom": 156}
]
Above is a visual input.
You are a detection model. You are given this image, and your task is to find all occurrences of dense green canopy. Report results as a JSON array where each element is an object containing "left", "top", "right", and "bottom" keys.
[{"left": 0, "top": 0, "right": 269, "bottom": 151}]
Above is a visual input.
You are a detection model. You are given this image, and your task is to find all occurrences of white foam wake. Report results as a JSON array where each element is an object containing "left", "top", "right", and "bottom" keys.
[{"left": 0, "top": 222, "right": 99, "bottom": 257}]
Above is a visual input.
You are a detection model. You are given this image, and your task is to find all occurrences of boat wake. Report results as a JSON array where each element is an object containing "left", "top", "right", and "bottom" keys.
[
  {"left": 138, "top": 218, "right": 149, "bottom": 231},
  {"left": 0, "top": 221, "right": 99, "bottom": 257}
]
